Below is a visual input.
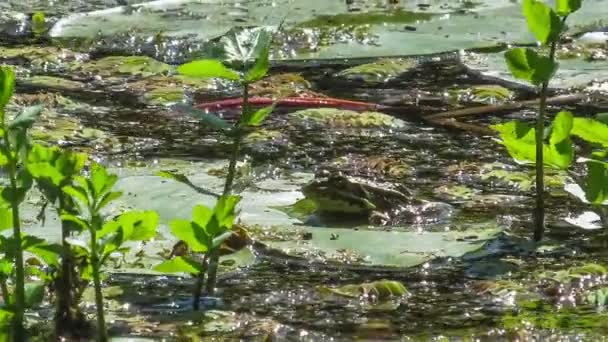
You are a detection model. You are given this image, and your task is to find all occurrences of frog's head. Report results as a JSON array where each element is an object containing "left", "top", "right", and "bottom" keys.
[{"left": 302, "top": 172, "right": 379, "bottom": 215}]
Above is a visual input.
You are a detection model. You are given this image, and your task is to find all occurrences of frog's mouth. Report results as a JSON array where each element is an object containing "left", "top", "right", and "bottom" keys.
[{"left": 302, "top": 184, "right": 376, "bottom": 215}]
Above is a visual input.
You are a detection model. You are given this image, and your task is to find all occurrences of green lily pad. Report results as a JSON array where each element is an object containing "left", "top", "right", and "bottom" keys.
[
  {"left": 322, "top": 280, "right": 407, "bottom": 300},
  {"left": 76, "top": 56, "right": 172, "bottom": 78},
  {"left": 337, "top": 58, "right": 417, "bottom": 83}
]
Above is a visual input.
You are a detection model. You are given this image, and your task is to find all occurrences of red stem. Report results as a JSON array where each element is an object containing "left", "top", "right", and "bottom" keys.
[{"left": 195, "top": 96, "right": 386, "bottom": 112}]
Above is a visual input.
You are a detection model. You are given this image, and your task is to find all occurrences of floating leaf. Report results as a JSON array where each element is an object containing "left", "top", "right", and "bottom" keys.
[
  {"left": 153, "top": 256, "right": 203, "bottom": 275},
  {"left": 522, "top": 0, "right": 563, "bottom": 45},
  {"left": 177, "top": 60, "right": 240, "bottom": 81},
  {"left": 325, "top": 280, "right": 407, "bottom": 300},
  {"left": 504, "top": 48, "right": 558, "bottom": 85}
]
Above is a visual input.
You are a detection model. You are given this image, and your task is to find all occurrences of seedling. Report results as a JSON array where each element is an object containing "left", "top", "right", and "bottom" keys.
[
  {"left": 159, "top": 28, "right": 274, "bottom": 298},
  {"left": 0, "top": 66, "right": 44, "bottom": 340},
  {"left": 496, "top": 0, "right": 582, "bottom": 241},
  {"left": 62, "top": 163, "right": 159, "bottom": 342},
  {"left": 153, "top": 195, "right": 240, "bottom": 310}
]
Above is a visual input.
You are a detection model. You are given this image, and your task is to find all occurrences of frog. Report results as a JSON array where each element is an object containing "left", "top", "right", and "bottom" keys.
[{"left": 301, "top": 171, "right": 452, "bottom": 225}]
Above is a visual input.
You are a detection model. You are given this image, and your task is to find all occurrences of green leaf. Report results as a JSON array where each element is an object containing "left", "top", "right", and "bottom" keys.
[
  {"left": 62, "top": 185, "right": 90, "bottom": 208},
  {"left": 211, "top": 231, "right": 234, "bottom": 249},
  {"left": 522, "top": 0, "right": 563, "bottom": 45},
  {"left": 210, "top": 195, "right": 240, "bottom": 235},
  {"left": 89, "top": 163, "right": 118, "bottom": 199},
  {"left": 95, "top": 191, "right": 122, "bottom": 212},
  {"left": 100, "top": 210, "right": 158, "bottom": 241},
  {"left": 504, "top": 48, "right": 558, "bottom": 85},
  {"left": 242, "top": 105, "right": 274, "bottom": 127},
  {"left": 0, "top": 206, "right": 11, "bottom": 231},
  {"left": 0, "top": 67, "right": 15, "bottom": 111},
  {"left": 173, "top": 104, "right": 231, "bottom": 130},
  {"left": 556, "top": 0, "right": 582, "bottom": 16},
  {"left": 571, "top": 117, "right": 608, "bottom": 148},
  {"left": 585, "top": 158, "right": 608, "bottom": 205},
  {"left": 192, "top": 204, "right": 213, "bottom": 228},
  {"left": 177, "top": 59, "right": 240, "bottom": 81},
  {"left": 491, "top": 114, "right": 573, "bottom": 169},
  {"left": 24, "top": 282, "right": 45, "bottom": 309},
  {"left": 244, "top": 30, "right": 271, "bottom": 82},
  {"left": 23, "top": 237, "right": 61, "bottom": 266},
  {"left": 170, "top": 219, "right": 209, "bottom": 253},
  {"left": 153, "top": 256, "right": 203, "bottom": 275},
  {"left": 8, "top": 105, "right": 44, "bottom": 130}
]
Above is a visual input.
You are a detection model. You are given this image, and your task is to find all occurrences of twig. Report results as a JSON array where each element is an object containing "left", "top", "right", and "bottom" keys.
[{"left": 424, "top": 93, "right": 586, "bottom": 121}]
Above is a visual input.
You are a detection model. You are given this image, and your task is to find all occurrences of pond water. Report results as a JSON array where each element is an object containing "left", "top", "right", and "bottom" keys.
[{"left": 2, "top": 0, "right": 608, "bottom": 340}]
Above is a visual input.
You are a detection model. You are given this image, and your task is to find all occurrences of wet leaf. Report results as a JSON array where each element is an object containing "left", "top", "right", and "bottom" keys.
[
  {"left": 556, "top": 0, "right": 582, "bottom": 16},
  {"left": 504, "top": 48, "right": 558, "bottom": 85},
  {"left": 522, "top": 0, "right": 563, "bottom": 45},
  {"left": 177, "top": 59, "right": 240, "bottom": 81},
  {"left": 0, "top": 67, "right": 15, "bottom": 111},
  {"left": 153, "top": 256, "right": 203, "bottom": 275},
  {"left": 571, "top": 117, "right": 608, "bottom": 148}
]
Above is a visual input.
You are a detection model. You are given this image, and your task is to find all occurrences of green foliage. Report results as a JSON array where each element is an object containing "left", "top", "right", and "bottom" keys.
[
  {"left": 504, "top": 48, "right": 558, "bottom": 85},
  {"left": 556, "top": 0, "right": 582, "bottom": 16},
  {"left": 571, "top": 117, "right": 608, "bottom": 148},
  {"left": 154, "top": 195, "right": 240, "bottom": 275},
  {"left": 583, "top": 153, "right": 608, "bottom": 205},
  {"left": 491, "top": 111, "right": 574, "bottom": 169},
  {"left": 177, "top": 60, "right": 240, "bottom": 81},
  {"left": 0, "top": 68, "right": 14, "bottom": 113},
  {"left": 244, "top": 30, "right": 271, "bottom": 82},
  {"left": 324, "top": 280, "right": 408, "bottom": 300},
  {"left": 522, "top": 0, "right": 563, "bottom": 45}
]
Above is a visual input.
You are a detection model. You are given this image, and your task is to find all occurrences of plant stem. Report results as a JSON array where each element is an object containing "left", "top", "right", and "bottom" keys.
[
  {"left": 533, "top": 32, "right": 559, "bottom": 242},
  {"left": 89, "top": 224, "right": 107, "bottom": 342},
  {"left": 192, "top": 255, "right": 207, "bottom": 311},
  {"left": 205, "top": 83, "right": 250, "bottom": 296},
  {"left": 4, "top": 132, "right": 26, "bottom": 341},
  {"left": 0, "top": 279, "right": 9, "bottom": 305},
  {"left": 55, "top": 198, "right": 77, "bottom": 336}
]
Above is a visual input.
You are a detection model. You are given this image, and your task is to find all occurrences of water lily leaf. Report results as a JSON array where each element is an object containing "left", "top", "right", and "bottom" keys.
[
  {"left": 571, "top": 117, "right": 608, "bottom": 148},
  {"left": 504, "top": 48, "right": 557, "bottom": 85},
  {"left": 272, "top": 198, "right": 317, "bottom": 221},
  {"left": 556, "top": 0, "right": 582, "bottom": 16},
  {"left": 153, "top": 256, "right": 203, "bottom": 275},
  {"left": 177, "top": 59, "right": 240, "bottom": 81},
  {"left": 0, "top": 67, "right": 15, "bottom": 111},
  {"left": 522, "top": 0, "right": 563, "bottom": 45}
]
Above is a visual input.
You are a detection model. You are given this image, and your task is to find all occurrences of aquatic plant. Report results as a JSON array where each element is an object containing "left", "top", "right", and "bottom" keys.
[
  {"left": 26, "top": 144, "right": 90, "bottom": 337},
  {"left": 0, "top": 66, "right": 44, "bottom": 340},
  {"left": 493, "top": 0, "right": 583, "bottom": 240},
  {"left": 153, "top": 195, "right": 240, "bottom": 310},
  {"left": 158, "top": 29, "right": 274, "bottom": 299},
  {"left": 61, "top": 163, "right": 159, "bottom": 342}
]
